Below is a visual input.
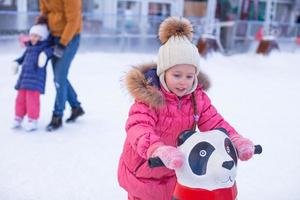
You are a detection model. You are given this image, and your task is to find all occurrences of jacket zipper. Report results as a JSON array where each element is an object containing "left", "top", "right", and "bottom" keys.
[{"left": 177, "top": 98, "right": 182, "bottom": 109}]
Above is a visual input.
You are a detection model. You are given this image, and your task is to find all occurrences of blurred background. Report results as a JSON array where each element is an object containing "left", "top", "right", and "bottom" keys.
[{"left": 0, "top": 0, "right": 300, "bottom": 54}]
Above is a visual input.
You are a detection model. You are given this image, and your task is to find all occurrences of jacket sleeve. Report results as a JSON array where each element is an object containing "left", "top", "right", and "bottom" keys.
[
  {"left": 125, "top": 101, "right": 161, "bottom": 159},
  {"left": 39, "top": 0, "right": 49, "bottom": 16},
  {"left": 197, "top": 91, "right": 238, "bottom": 136},
  {"left": 44, "top": 46, "right": 54, "bottom": 58},
  {"left": 60, "top": 0, "right": 82, "bottom": 46}
]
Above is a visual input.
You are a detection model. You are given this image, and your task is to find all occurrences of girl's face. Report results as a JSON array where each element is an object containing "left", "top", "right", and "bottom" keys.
[
  {"left": 30, "top": 34, "right": 41, "bottom": 45},
  {"left": 165, "top": 64, "right": 197, "bottom": 97}
]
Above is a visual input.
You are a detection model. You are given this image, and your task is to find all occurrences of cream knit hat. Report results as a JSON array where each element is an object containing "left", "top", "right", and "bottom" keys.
[
  {"left": 157, "top": 17, "right": 201, "bottom": 93},
  {"left": 29, "top": 24, "right": 49, "bottom": 41}
]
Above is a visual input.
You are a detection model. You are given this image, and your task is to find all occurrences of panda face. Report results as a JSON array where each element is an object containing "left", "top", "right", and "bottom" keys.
[{"left": 175, "top": 130, "right": 238, "bottom": 190}]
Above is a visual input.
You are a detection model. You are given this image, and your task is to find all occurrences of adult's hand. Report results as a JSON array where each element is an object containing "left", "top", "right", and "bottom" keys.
[{"left": 53, "top": 44, "right": 65, "bottom": 58}]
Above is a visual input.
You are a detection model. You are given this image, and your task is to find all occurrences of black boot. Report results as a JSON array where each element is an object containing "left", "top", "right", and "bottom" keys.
[
  {"left": 46, "top": 115, "right": 62, "bottom": 131},
  {"left": 66, "top": 107, "right": 85, "bottom": 123}
]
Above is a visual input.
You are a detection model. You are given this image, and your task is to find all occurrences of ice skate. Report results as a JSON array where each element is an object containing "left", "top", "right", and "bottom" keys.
[
  {"left": 25, "top": 119, "right": 38, "bottom": 132},
  {"left": 12, "top": 117, "right": 23, "bottom": 129}
]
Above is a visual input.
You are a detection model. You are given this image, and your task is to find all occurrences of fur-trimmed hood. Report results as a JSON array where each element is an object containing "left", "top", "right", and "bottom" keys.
[{"left": 125, "top": 63, "right": 210, "bottom": 108}]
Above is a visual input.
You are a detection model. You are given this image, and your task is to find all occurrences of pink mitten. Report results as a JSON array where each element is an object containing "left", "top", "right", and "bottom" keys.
[
  {"left": 151, "top": 145, "right": 184, "bottom": 169},
  {"left": 230, "top": 134, "right": 255, "bottom": 161},
  {"left": 18, "top": 34, "right": 30, "bottom": 48}
]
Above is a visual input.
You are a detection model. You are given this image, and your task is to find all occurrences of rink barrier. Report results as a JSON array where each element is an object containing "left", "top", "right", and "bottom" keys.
[{"left": 0, "top": 11, "right": 299, "bottom": 53}]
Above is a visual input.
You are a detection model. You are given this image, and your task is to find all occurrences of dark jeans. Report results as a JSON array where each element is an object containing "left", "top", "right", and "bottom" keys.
[{"left": 51, "top": 35, "right": 81, "bottom": 117}]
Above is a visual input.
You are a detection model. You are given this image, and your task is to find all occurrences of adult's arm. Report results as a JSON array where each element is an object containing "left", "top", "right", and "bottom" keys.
[
  {"left": 39, "top": 0, "right": 49, "bottom": 16},
  {"left": 59, "top": 0, "right": 82, "bottom": 46}
]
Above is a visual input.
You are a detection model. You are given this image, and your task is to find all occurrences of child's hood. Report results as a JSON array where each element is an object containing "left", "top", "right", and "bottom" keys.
[{"left": 124, "top": 63, "right": 210, "bottom": 108}]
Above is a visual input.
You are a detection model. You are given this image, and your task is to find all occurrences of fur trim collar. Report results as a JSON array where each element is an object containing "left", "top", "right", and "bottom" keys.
[{"left": 125, "top": 63, "right": 210, "bottom": 108}]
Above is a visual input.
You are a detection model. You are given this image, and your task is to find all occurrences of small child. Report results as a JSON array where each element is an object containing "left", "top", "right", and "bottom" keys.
[
  {"left": 12, "top": 22, "right": 53, "bottom": 131},
  {"left": 118, "top": 17, "right": 255, "bottom": 200}
]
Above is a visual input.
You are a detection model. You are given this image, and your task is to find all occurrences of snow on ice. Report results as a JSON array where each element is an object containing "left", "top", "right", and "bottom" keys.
[{"left": 0, "top": 49, "right": 300, "bottom": 199}]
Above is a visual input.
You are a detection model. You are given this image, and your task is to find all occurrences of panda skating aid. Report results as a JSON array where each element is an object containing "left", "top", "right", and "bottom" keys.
[{"left": 149, "top": 129, "right": 262, "bottom": 200}]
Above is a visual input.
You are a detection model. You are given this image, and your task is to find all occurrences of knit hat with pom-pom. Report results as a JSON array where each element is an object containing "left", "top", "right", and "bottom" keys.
[{"left": 157, "top": 17, "right": 201, "bottom": 93}]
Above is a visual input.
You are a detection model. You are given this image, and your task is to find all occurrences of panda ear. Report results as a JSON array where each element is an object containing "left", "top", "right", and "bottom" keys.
[
  {"left": 177, "top": 130, "right": 197, "bottom": 146},
  {"left": 215, "top": 128, "right": 229, "bottom": 136}
]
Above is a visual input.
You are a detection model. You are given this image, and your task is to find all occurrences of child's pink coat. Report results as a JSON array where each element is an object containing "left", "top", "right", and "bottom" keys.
[{"left": 118, "top": 64, "right": 238, "bottom": 200}]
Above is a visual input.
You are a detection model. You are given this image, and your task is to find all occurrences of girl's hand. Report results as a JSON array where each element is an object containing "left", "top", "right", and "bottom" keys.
[
  {"left": 151, "top": 145, "right": 184, "bottom": 169},
  {"left": 230, "top": 134, "right": 255, "bottom": 161}
]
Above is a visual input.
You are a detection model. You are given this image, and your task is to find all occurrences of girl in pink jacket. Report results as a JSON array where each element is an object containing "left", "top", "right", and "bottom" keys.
[{"left": 118, "top": 17, "right": 255, "bottom": 200}]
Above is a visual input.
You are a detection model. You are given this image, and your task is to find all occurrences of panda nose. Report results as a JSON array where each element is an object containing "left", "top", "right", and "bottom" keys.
[{"left": 222, "top": 161, "right": 234, "bottom": 170}]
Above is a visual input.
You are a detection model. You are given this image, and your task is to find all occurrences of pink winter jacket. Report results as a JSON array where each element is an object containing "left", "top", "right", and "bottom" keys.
[{"left": 118, "top": 64, "right": 238, "bottom": 200}]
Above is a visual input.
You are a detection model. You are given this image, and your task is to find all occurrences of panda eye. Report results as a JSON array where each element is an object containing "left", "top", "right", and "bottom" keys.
[
  {"left": 189, "top": 142, "right": 215, "bottom": 176},
  {"left": 199, "top": 150, "right": 207, "bottom": 157}
]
